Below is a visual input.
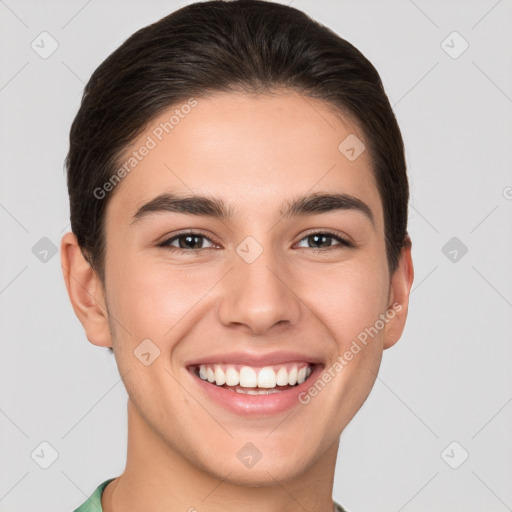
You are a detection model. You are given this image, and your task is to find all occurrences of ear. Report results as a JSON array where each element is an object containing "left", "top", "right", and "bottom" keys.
[
  {"left": 60, "top": 231, "right": 112, "bottom": 348},
  {"left": 383, "top": 236, "right": 414, "bottom": 350}
]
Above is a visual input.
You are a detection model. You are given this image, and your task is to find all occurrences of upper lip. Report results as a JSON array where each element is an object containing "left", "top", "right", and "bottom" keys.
[{"left": 185, "top": 350, "right": 323, "bottom": 368}]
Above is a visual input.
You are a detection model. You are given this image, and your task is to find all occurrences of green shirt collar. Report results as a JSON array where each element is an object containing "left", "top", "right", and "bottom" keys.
[
  {"left": 72, "top": 478, "right": 115, "bottom": 512},
  {"left": 72, "top": 478, "right": 348, "bottom": 512}
]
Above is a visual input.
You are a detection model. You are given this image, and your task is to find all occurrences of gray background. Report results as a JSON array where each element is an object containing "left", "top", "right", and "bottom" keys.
[{"left": 1, "top": 1, "right": 511, "bottom": 511}]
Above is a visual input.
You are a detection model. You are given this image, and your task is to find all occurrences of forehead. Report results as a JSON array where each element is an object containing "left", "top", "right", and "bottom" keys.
[{"left": 106, "top": 90, "right": 383, "bottom": 228}]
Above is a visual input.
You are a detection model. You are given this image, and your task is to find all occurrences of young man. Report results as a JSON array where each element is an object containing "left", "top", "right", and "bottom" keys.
[{"left": 61, "top": 1, "right": 414, "bottom": 511}]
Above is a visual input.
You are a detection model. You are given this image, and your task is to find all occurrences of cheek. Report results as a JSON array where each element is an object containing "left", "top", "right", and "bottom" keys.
[
  {"left": 305, "top": 261, "right": 389, "bottom": 337},
  {"left": 106, "top": 239, "right": 390, "bottom": 355},
  {"left": 107, "top": 254, "right": 216, "bottom": 344}
]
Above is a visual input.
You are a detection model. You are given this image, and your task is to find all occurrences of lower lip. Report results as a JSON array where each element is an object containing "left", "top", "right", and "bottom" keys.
[{"left": 188, "top": 365, "right": 323, "bottom": 416}]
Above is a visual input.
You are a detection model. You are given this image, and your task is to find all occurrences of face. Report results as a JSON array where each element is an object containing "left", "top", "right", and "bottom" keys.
[{"left": 64, "top": 90, "right": 412, "bottom": 486}]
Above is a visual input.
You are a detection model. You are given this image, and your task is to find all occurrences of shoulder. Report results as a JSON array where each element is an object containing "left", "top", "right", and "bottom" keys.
[{"left": 72, "top": 478, "right": 115, "bottom": 512}]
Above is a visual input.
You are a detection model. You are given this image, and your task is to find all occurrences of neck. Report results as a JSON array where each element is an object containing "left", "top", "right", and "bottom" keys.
[{"left": 103, "top": 399, "right": 339, "bottom": 512}]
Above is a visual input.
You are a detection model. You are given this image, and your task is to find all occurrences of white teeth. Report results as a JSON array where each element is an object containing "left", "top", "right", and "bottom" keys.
[
  {"left": 225, "top": 366, "right": 239, "bottom": 386},
  {"left": 214, "top": 364, "right": 226, "bottom": 386},
  {"left": 257, "top": 366, "right": 277, "bottom": 388},
  {"left": 235, "top": 387, "right": 281, "bottom": 395},
  {"left": 239, "top": 366, "right": 257, "bottom": 387},
  {"left": 276, "top": 367, "right": 289, "bottom": 386},
  {"left": 196, "top": 363, "right": 315, "bottom": 389}
]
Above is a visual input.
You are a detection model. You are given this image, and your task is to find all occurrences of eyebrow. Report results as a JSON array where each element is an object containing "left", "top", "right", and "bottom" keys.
[{"left": 130, "top": 191, "right": 375, "bottom": 226}]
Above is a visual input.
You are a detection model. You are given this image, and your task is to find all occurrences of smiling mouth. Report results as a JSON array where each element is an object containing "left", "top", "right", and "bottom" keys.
[{"left": 188, "top": 362, "right": 317, "bottom": 394}]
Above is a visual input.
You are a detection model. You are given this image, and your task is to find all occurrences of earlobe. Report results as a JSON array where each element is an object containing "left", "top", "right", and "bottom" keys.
[
  {"left": 383, "top": 236, "right": 414, "bottom": 350},
  {"left": 60, "top": 232, "right": 112, "bottom": 348}
]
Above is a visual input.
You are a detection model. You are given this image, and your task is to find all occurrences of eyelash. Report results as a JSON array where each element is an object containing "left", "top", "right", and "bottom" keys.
[{"left": 156, "top": 229, "right": 354, "bottom": 253}]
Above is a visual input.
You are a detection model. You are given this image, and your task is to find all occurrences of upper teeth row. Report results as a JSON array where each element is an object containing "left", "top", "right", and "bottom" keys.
[{"left": 197, "top": 364, "right": 313, "bottom": 388}]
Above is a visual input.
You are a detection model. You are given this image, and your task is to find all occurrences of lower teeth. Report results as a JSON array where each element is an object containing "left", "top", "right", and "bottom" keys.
[
  {"left": 233, "top": 387, "right": 281, "bottom": 395},
  {"left": 220, "top": 383, "right": 296, "bottom": 394}
]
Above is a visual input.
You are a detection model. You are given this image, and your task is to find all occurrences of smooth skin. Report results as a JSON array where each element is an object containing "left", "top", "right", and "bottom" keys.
[{"left": 61, "top": 90, "right": 413, "bottom": 512}]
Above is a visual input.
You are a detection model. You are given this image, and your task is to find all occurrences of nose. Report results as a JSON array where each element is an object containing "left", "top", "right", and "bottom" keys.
[{"left": 217, "top": 243, "right": 302, "bottom": 336}]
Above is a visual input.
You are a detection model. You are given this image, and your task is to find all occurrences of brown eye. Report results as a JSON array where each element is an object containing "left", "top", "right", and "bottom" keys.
[
  {"left": 296, "top": 231, "right": 353, "bottom": 250},
  {"left": 158, "top": 232, "right": 217, "bottom": 251}
]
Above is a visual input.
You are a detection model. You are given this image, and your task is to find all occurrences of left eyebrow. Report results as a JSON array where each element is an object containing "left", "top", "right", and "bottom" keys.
[
  {"left": 280, "top": 192, "right": 375, "bottom": 226},
  {"left": 130, "top": 191, "right": 375, "bottom": 227}
]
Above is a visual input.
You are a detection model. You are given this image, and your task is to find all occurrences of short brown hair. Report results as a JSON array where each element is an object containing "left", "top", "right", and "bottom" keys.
[{"left": 66, "top": 0, "right": 409, "bottom": 286}]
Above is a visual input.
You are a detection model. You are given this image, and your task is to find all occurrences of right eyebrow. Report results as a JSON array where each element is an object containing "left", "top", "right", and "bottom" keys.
[{"left": 130, "top": 193, "right": 234, "bottom": 225}]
